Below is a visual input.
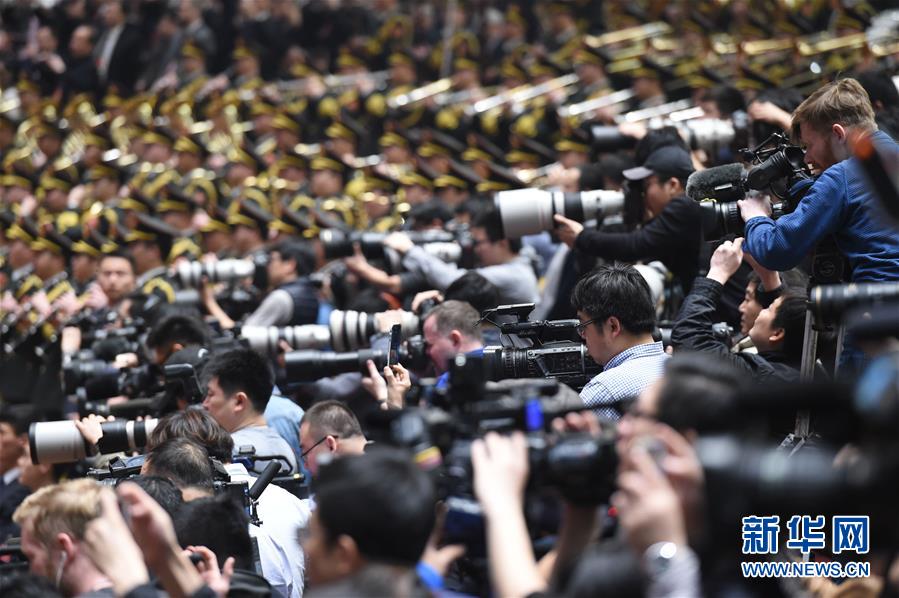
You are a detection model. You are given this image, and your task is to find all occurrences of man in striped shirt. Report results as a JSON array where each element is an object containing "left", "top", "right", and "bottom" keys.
[{"left": 573, "top": 264, "right": 669, "bottom": 420}]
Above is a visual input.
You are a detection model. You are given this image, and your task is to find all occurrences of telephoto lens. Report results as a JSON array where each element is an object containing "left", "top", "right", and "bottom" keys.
[
  {"left": 175, "top": 259, "right": 256, "bottom": 288},
  {"left": 284, "top": 348, "right": 384, "bottom": 382},
  {"left": 29, "top": 418, "right": 159, "bottom": 465},
  {"left": 241, "top": 324, "right": 332, "bottom": 354},
  {"left": 494, "top": 189, "right": 624, "bottom": 238},
  {"left": 809, "top": 282, "right": 899, "bottom": 319}
]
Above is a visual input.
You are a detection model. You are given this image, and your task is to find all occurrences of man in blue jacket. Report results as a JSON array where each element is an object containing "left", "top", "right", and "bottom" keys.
[{"left": 739, "top": 78, "right": 899, "bottom": 372}]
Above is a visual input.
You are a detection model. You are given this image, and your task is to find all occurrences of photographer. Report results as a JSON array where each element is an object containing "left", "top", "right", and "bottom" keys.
[
  {"left": 0, "top": 407, "right": 29, "bottom": 543},
  {"left": 302, "top": 450, "right": 435, "bottom": 594},
  {"left": 369, "top": 205, "right": 539, "bottom": 305},
  {"left": 203, "top": 240, "right": 319, "bottom": 330},
  {"left": 421, "top": 300, "right": 485, "bottom": 390},
  {"left": 672, "top": 239, "right": 805, "bottom": 382},
  {"left": 573, "top": 264, "right": 668, "bottom": 419},
  {"left": 738, "top": 78, "right": 899, "bottom": 370},
  {"left": 202, "top": 347, "right": 298, "bottom": 474},
  {"left": 298, "top": 400, "right": 367, "bottom": 479},
  {"left": 554, "top": 145, "right": 703, "bottom": 296}
]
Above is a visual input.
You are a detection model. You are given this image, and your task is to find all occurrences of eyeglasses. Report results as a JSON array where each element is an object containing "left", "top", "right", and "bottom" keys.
[
  {"left": 576, "top": 318, "right": 599, "bottom": 338},
  {"left": 300, "top": 436, "right": 333, "bottom": 461}
]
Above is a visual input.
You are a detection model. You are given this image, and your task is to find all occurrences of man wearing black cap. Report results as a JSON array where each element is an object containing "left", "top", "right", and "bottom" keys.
[{"left": 554, "top": 145, "right": 703, "bottom": 295}]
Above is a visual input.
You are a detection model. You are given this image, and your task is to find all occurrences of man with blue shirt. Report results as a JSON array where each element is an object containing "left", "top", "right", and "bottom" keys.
[
  {"left": 739, "top": 78, "right": 899, "bottom": 372},
  {"left": 739, "top": 78, "right": 899, "bottom": 283},
  {"left": 573, "top": 264, "right": 669, "bottom": 420}
]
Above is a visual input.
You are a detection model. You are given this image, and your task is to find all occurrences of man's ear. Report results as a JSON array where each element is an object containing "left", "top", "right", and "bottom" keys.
[
  {"left": 768, "top": 326, "right": 785, "bottom": 346},
  {"left": 606, "top": 316, "right": 622, "bottom": 337},
  {"left": 233, "top": 391, "right": 249, "bottom": 413},
  {"left": 56, "top": 532, "right": 76, "bottom": 559},
  {"left": 449, "top": 329, "right": 463, "bottom": 348},
  {"left": 325, "top": 435, "right": 339, "bottom": 453},
  {"left": 832, "top": 123, "right": 846, "bottom": 142},
  {"left": 333, "top": 534, "right": 365, "bottom": 576}
]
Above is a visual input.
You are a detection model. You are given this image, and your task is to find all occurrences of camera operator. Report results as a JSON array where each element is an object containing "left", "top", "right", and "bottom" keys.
[
  {"left": 302, "top": 449, "right": 435, "bottom": 594},
  {"left": 299, "top": 400, "right": 367, "bottom": 479},
  {"left": 573, "top": 264, "right": 668, "bottom": 419},
  {"left": 12, "top": 479, "right": 114, "bottom": 597},
  {"left": 421, "top": 300, "right": 484, "bottom": 390},
  {"left": 143, "top": 437, "right": 294, "bottom": 597},
  {"left": 366, "top": 205, "right": 539, "bottom": 305},
  {"left": 147, "top": 409, "right": 311, "bottom": 597},
  {"left": 672, "top": 239, "right": 805, "bottom": 382},
  {"left": 202, "top": 347, "right": 298, "bottom": 474},
  {"left": 554, "top": 145, "right": 703, "bottom": 297},
  {"left": 738, "top": 78, "right": 899, "bottom": 368},
  {"left": 203, "top": 240, "right": 319, "bottom": 330}
]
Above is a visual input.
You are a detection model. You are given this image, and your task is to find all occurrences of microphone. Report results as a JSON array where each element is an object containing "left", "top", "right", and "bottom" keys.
[{"left": 685, "top": 163, "right": 747, "bottom": 202}]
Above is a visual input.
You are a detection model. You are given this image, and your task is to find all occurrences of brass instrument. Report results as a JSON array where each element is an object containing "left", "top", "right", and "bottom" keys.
[
  {"left": 468, "top": 73, "right": 580, "bottom": 116},
  {"left": 558, "top": 89, "right": 636, "bottom": 120},
  {"left": 797, "top": 32, "right": 867, "bottom": 57},
  {"left": 583, "top": 22, "right": 673, "bottom": 49},
  {"left": 615, "top": 99, "right": 695, "bottom": 125},
  {"left": 276, "top": 70, "right": 390, "bottom": 96},
  {"left": 387, "top": 78, "right": 452, "bottom": 109}
]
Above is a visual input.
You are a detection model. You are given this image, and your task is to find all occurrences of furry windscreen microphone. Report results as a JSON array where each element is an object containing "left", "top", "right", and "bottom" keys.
[{"left": 685, "top": 163, "right": 746, "bottom": 202}]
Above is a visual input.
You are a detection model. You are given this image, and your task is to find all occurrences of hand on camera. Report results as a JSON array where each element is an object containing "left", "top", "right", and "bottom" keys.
[
  {"left": 707, "top": 238, "right": 744, "bottom": 284},
  {"left": 384, "top": 232, "right": 414, "bottom": 254},
  {"left": 553, "top": 214, "right": 584, "bottom": 248},
  {"left": 74, "top": 413, "right": 111, "bottom": 447},
  {"left": 737, "top": 194, "right": 772, "bottom": 222},
  {"left": 343, "top": 242, "right": 370, "bottom": 274},
  {"left": 551, "top": 411, "right": 602, "bottom": 437},
  {"left": 412, "top": 290, "right": 444, "bottom": 314},
  {"left": 472, "top": 432, "right": 529, "bottom": 516},
  {"left": 383, "top": 363, "right": 411, "bottom": 409},
  {"left": 184, "top": 545, "right": 235, "bottom": 598}
]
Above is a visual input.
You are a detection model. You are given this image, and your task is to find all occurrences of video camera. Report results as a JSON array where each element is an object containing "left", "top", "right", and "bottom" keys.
[
  {"left": 480, "top": 303, "right": 600, "bottom": 391},
  {"left": 686, "top": 132, "right": 813, "bottom": 238},
  {"left": 367, "top": 355, "right": 618, "bottom": 557}
]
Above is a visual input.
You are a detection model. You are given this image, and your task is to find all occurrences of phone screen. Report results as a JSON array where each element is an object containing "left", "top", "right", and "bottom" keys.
[{"left": 387, "top": 324, "right": 402, "bottom": 366}]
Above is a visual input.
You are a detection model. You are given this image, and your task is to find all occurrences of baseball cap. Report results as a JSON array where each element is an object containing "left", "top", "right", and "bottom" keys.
[{"left": 622, "top": 145, "right": 695, "bottom": 182}]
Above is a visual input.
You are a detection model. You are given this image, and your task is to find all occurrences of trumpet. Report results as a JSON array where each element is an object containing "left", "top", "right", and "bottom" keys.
[
  {"left": 468, "top": 73, "right": 580, "bottom": 116},
  {"left": 615, "top": 99, "right": 695, "bottom": 125},
  {"left": 277, "top": 70, "right": 390, "bottom": 96},
  {"left": 583, "top": 22, "right": 672, "bottom": 49},
  {"left": 387, "top": 78, "right": 452, "bottom": 109},
  {"left": 558, "top": 89, "right": 636, "bottom": 120}
]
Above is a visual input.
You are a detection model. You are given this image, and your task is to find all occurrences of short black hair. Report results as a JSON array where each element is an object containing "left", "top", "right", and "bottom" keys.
[
  {"left": 269, "top": 240, "right": 315, "bottom": 277},
  {"left": 772, "top": 293, "right": 807, "bottom": 363},
  {"left": 175, "top": 493, "right": 254, "bottom": 571},
  {"left": 445, "top": 271, "right": 499, "bottom": 315},
  {"left": 145, "top": 437, "right": 214, "bottom": 491},
  {"left": 148, "top": 408, "right": 234, "bottom": 463},
  {"left": 709, "top": 85, "right": 746, "bottom": 117},
  {"left": 471, "top": 205, "right": 521, "bottom": 253},
  {"left": 316, "top": 449, "right": 435, "bottom": 566},
  {"left": 146, "top": 313, "right": 210, "bottom": 351},
  {"left": 203, "top": 348, "right": 274, "bottom": 413},
  {"left": 571, "top": 264, "right": 656, "bottom": 334},
  {"left": 125, "top": 475, "right": 184, "bottom": 519},
  {"left": 634, "top": 126, "right": 689, "bottom": 166},
  {"left": 0, "top": 405, "right": 31, "bottom": 435},
  {"left": 655, "top": 353, "right": 745, "bottom": 434},
  {"left": 408, "top": 201, "right": 453, "bottom": 229}
]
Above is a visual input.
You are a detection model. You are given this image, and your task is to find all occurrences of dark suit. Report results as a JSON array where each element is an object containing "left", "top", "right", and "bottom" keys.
[
  {"left": 0, "top": 477, "right": 30, "bottom": 543},
  {"left": 95, "top": 23, "right": 143, "bottom": 95}
]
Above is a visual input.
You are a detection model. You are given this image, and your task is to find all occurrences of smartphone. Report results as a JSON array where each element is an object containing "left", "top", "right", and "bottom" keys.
[{"left": 387, "top": 324, "right": 402, "bottom": 367}]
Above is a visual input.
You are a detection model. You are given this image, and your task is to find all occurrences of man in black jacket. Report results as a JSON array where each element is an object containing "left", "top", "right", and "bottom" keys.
[
  {"left": 554, "top": 145, "right": 702, "bottom": 295},
  {"left": 671, "top": 238, "right": 805, "bottom": 382}
]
